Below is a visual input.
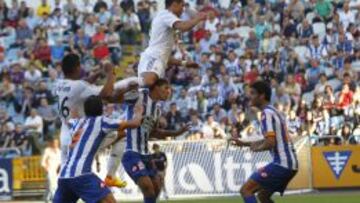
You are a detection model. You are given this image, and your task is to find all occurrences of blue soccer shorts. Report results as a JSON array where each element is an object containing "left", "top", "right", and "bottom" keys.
[
  {"left": 53, "top": 173, "right": 111, "bottom": 203},
  {"left": 250, "top": 163, "right": 297, "bottom": 195},
  {"left": 122, "top": 151, "right": 157, "bottom": 183}
]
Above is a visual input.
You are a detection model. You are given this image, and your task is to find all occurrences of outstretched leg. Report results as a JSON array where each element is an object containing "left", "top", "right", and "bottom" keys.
[{"left": 240, "top": 179, "right": 262, "bottom": 203}]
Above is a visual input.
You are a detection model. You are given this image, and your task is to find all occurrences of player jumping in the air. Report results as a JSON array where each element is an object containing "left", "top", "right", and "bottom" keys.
[
  {"left": 230, "top": 81, "right": 298, "bottom": 203},
  {"left": 54, "top": 95, "right": 143, "bottom": 203},
  {"left": 138, "top": 0, "right": 206, "bottom": 89},
  {"left": 122, "top": 79, "right": 190, "bottom": 203},
  {"left": 56, "top": 53, "right": 136, "bottom": 188}
]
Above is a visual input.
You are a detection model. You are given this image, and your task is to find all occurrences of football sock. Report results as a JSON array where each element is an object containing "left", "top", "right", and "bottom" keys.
[
  {"left": 144, "top": 197, "right": 156, "bottom": 203},
  {"left": 243, "top": 195, "right": 257, "bottom": 203}
]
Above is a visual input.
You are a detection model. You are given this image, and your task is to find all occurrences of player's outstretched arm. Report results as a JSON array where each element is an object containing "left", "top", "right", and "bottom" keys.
[
  {"left": 84, "top": 68, "right": 103, "bottom": 84},
  {"left": 151, "top": 123, "right": 191, "bottom": 139},
  {"left": 99, "top": 62, "right": 116, "bottom": 99},
  {"left": 107, "top": 81, "right": 138, "bottom": 103},
  {"left": 119, "top": 103, "right": 144, "bottom": 130},
  {"left": 249, "top": 137, "right": 276, "bottom": 152},
  {"left": 230, "top": 136, "right": 276, "bottom": 152},
  {"left": 167, "top": 57, "right": 199, "bottom": 69},
  {"left": 173, "top": 12, "right": 207, "bottom": 32}
]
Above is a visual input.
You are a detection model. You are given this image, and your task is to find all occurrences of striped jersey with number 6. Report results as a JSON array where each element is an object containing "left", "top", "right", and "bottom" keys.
[{"left": 55, "top": 79, "right": 102, "bottom": 149}]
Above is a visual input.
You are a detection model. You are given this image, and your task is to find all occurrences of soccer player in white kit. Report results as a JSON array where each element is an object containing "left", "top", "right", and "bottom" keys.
[
  {"left": 138, "top": 0, "right": 206, "bottom": 89},
  {"left": 56, "top": 54, "right": 135, "bottom": 188}
]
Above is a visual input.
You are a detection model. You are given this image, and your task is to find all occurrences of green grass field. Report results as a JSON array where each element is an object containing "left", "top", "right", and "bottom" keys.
[{"left": 121, "top": 193, "right": 360, "bottom": 203}]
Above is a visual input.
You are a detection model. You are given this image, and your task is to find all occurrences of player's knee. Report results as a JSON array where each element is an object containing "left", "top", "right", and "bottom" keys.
[
  {"left": 240, "top": 185, "right": 252, "bottom": 197},
  {"left": 99, "top": 193, "right": 116, "bottom": 203},
  {"left": 138, "top": 178, "right": 155, "bottom": 197},
  {"left": 152, "top": 177, "right": 162, "bottom": 198},
  {"left": 257, "top": 191, "right": 273, "bottom": 203}
]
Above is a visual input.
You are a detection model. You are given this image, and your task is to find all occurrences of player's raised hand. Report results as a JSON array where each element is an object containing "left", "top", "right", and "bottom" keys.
[
  {"left": 230, "top": 138, "right": 246, "bottom": 147},
  {"left": 178, "top": 123, "right": 192, "bottom": 134},
  {"left": 103, "top": 61, "right": 115, "bottom": 75}
]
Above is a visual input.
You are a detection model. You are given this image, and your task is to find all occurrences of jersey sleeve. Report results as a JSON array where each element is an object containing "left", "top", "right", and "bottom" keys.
[
  {"left": 162, "top": 11, "right": 181, "bottom": 28},
  {"left": 261, "top": 111, "right": 276, "bottom": 138},
  {"left": 100, "top": 116, "right": 124, "bottom": 134},
  {"left": 79, "top": 81, "right": 102, "bottom": 99},
  {"left": 162, "top": 152, "right": 167, "bottom": 163}
]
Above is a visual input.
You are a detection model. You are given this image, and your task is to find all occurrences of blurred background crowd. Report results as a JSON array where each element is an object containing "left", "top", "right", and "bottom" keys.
[{"left": 1, "top": 0, "right": 360, "bottom": 157}]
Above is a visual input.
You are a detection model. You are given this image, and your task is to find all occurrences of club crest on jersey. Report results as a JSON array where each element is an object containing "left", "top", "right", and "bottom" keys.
[
  {"left": 132, "top": 161, "right": 145, "bottom": 172},
  {"left": 70, "top": 128, "right": 83, "bottom": 148}
]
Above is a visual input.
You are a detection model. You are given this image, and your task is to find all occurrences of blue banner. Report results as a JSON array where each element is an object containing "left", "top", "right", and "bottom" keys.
[{"left": 0, "top": 159, "right": 12, "bottom": 200}]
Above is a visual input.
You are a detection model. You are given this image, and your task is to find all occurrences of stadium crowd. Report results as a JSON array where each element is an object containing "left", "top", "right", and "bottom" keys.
[{"left": 1, "top": 0, "right": 360, "bottom": 157}]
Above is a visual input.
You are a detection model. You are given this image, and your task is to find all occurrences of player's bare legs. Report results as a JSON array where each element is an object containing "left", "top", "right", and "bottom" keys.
[
  {"left": 98, "top": 193, "right": 117, "bottom": 203},
  {"left": 105, "top": 138, "right": 127, "bottom": 188},
  {"left": 151, "top": 175, "right": 162, "bottom": 198},
  {"left": 240, "top": 179, "right": 262, "bottom": 203},
  {"left": 137, "top": 176, "right": 157, "bottom": 203},
  {"left": 257, "top": 189, "right": 274, "bottom": 203}
]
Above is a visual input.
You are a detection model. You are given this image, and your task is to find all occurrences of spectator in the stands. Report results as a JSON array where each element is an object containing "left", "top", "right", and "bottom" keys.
[
  {"left": 24, "top": 108, "right": 43, "bottom": 135},
  {"left": 166, "top": 103, "right": 183, "bottom": 131},
  {"left": 10, "top": 124, "right": 29, "bottom": 155},
  {"left": 338, "top": 83, "right": 354, "bottom": 110},
  {"left": 37, "top": 0, "right": 51, "bottom": 17},
  {"left": 0, "top": 76, "right": 15, "bottom": 107},
  {"left": 37, "top": 98, "right": 56, "bottom": 140},
  {"left": 314, "top": 73, "right": 329, "bottom": 95}
]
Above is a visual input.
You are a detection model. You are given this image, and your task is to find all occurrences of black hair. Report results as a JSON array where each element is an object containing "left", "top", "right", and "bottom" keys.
[
  {"left": 344, "top": 57, "right": 352, "bottom": 64},
  {"left": 251, "top": 80, "right": 272, "bottom": 102},
  {"left": 343, "top": 72, "right": 351, "bottom": 78},
  {"left": 149, "top": 78, "right": 170, "bottom": 91},
  {"left": 152, "top": 143, "right": 160, "bottom": 150},
  {"left": 165, "top": 0, "right": 183, "bottom": 8},
  {"left": 61, "top": 53, "right": 80, "bottom": 77},
  {"left": 84, "top": 95, "right": 103, "bottom": 117}
]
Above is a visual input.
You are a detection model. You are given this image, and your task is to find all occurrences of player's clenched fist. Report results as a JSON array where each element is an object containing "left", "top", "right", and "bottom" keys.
[{"left": 103, "top": 61, "right": 115, "bottom": 75}]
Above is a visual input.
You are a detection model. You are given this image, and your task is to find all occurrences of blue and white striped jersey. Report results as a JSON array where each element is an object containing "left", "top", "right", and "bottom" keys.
[
  {"left": 261, "top": 105, "right": 298, "bottom": 171},
  {"left": 125, "top": 91, "right": 161, "bottom": 155},
  {"left": 59, "top": 116, "right": 123, "bottom": 178}
]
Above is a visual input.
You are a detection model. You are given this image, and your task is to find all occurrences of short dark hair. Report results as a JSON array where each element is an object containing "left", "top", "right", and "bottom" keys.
[
  {"left": 165, "top": 0, "right": 183, "bottom": 8},
  {"left": 251, "top": 80, "right": 272, "bottom": 102},
  {"left": 152, "top": 143, "right": 160, "bottom": 150},
  {"left": 84, "top": 96, "right": 103, "bottom": 117},
  {"left": 62, "top": 54, "right": 80, "bottom": 76},
  {"left": 344, "top": 57, "right": 352, "bottom": 64},
  {"left": 150, "top": 78, "right": 170, "bottom": 91}
]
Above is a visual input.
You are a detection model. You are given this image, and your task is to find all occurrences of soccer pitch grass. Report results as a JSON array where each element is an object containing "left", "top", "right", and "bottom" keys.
[{"left": 120, "top": 193, "right": 360, "bottom": 203}]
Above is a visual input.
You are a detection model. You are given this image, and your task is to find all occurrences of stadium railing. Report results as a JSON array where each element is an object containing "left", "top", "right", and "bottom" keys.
[
  {"left": 95, "top": 138, "right": 312, "bottom": 201},
  {"left": 12, "top": 156, "right": 46, "bottom": 198},
  {"left": 0, "top": 148, "right": 21, "bottom": 159}
]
